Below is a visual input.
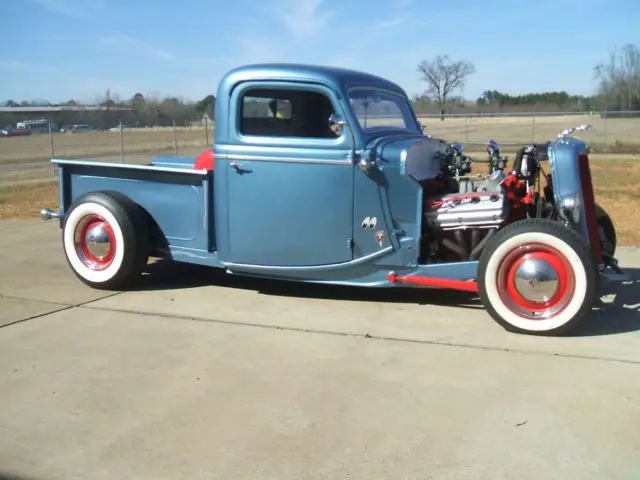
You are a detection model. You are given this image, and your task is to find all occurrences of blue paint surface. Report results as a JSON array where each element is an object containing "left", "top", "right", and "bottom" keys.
[{"left": 50, "top": 63, "right": 603, "bottom": 289}]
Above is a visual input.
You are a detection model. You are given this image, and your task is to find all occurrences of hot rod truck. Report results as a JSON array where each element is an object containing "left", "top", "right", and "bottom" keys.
[{"left": 41, "top": 63, "right": 626, "bottom": 335}]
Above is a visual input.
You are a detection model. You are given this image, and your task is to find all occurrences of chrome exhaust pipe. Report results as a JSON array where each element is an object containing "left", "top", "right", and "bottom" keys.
[{"left": 40, "top": 208, "right": 61, "bottom": 220}]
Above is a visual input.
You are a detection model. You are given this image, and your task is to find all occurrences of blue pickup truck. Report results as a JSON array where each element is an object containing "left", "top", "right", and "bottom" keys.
[{"left": 41, "top": 63, "right": 626, "bottom": 336}]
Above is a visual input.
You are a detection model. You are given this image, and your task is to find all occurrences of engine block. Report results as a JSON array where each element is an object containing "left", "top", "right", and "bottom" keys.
[{"left": 424, "top": 192, "right": 509, "bottom": 230}]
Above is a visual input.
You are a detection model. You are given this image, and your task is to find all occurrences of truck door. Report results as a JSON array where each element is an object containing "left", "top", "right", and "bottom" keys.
[{"left": 223, "top": 82, "right": 355, "bottom": 267}]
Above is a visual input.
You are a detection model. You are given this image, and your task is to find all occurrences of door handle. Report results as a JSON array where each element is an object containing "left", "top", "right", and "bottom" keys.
[{"left": 228, "top": 160, "right": 252, "bottom": 174}]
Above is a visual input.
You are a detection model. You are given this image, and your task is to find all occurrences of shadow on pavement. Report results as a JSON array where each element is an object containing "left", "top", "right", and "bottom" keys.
[
  {"left": 135, "top": 260, "right": 640, "bottom": 335},
  {"left": 136, "top": 259, "right": 482, "bottom": 310},
  {"left": 570, "top": 267, "right": 640, "bottom": 337},
  {"left": 0, "top": 472, "right": 38, "bottom": 480}
]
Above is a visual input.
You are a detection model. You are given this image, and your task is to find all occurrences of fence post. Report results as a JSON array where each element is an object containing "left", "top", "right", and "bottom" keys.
[
  {"left": 465, "top": 116, "right": 469, "bottom": 142},
  {"left": 119, "top": 121, "right": 124, "bottom": 163},
  {"left": 49, "top": 121, "right": 56, "bottom": 174},
  {"left": 205, "top": 115, "right": 209, "bottom": 146},
  {"left": 173, "top": 120, "right": 178, "bottom": 154},
  {"left": 531, "top": 115, "right": 535, "bottom": 142}
]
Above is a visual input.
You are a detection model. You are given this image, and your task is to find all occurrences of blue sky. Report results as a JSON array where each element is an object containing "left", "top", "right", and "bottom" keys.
[{"left": 0, "top": 0, "right": 638, "bottom": 103}]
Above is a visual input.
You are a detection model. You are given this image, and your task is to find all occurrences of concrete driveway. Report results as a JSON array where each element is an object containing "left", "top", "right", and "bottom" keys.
[{"left": 1, "top": 219, "right": 639, "bottom": 480}]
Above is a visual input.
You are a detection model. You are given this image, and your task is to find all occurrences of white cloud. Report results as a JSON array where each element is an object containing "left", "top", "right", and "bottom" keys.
[
  {"left": 374, "top": 15, "right": 408, "bottom": 29},
  {"left": 99, "top": 35, "right": 229, "bottom": 64},
  {"left": 274, "top": 0, "right": 336, "bottom": 38},
  {"left": 29, "top": 0, "right": 103, "bottom": 17},
  {"left": 100, "top": 35, "right": 176, "bottom": 60},
  {"left": 0, "top": 61, "right": 37, "bottom": 72}
]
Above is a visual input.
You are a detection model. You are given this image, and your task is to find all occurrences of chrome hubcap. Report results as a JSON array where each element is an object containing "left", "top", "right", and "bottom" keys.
[
  {"left": 73, "top": 214, "right": 116, "bottom": 270},
  {"left": 513, "top": 258, "right": 559, "bottom": 303},
  {"left": 498, "top": 243, "right": 575, "bottom": 321},
  {"left": 84, "top": 224, "right": 112, "bottom": 260}
]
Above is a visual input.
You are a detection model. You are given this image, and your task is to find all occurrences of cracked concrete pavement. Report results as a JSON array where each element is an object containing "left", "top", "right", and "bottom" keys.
[{"left": 1, "top": 219, "right": 639, "bottom": 479}]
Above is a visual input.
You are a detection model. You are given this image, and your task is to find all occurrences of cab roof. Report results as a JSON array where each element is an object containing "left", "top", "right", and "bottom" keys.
[{"left": 218, "top": 63, "right": 408, "bottom": 97}]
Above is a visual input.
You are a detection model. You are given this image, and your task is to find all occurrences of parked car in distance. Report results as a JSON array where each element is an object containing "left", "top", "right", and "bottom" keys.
[
  {"left": 0, "top": 126, "right": 31, "bottom": 137},
  {"left": 66, "top": 124, "right": 92, "bottom": 133}
]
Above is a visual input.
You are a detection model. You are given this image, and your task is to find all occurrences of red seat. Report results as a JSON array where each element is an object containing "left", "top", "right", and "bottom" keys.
[{"left": 194, "top": 149, "right": 214, "bottom": 170}]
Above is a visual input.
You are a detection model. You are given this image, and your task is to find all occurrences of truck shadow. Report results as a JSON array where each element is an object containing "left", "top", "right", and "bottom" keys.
[
  {"left": 137, "top": 259, "right": 481, "bottom": 310},
  {"left": 136, "top": 260, "right": 640, "bottom": 336},
  {"left": 569, "top": 267, "right": 640, "bottom": 337}
]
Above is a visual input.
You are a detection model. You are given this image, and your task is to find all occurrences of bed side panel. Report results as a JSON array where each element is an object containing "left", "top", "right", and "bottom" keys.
[{"left": 62, "top": 162, "right": 214, "bottom": 252}]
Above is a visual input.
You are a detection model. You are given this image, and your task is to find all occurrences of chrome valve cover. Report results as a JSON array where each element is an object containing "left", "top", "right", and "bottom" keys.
[{"left": 424, "top": 192, "right": 509, "bottom": 230}]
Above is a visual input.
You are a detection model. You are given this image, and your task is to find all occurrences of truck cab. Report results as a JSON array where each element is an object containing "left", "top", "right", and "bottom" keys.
[{"left": 211, "top": 64, "right": 435, "bottom": 268}]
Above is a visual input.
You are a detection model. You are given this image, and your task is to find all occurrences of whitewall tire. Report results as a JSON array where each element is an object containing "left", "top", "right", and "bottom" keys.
[
  {"left": 478, "top": 219, "right": 598, "bottom": 335},
  {"left": 62, "top": 192, "right": 149, "bottom": 290}
]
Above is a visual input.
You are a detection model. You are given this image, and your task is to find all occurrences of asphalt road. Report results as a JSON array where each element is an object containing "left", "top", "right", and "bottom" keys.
[{"left": 1, "top": 219, "right": 639, "bottom": 480}]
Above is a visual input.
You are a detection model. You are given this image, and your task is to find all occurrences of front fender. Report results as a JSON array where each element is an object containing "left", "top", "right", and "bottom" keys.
[{"left": 548, "top": 137, "right": 601, "bottom": 261}]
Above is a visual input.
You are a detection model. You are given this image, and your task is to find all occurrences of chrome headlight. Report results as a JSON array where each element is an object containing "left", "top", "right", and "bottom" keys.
[{"left": 559, "top": 193, "right": 581, "bottom": 224}]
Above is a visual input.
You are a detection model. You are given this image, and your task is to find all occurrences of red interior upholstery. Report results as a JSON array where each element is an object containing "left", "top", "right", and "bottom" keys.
[{"left": 194, "top": 149, "right": 214, "bottom": 170}]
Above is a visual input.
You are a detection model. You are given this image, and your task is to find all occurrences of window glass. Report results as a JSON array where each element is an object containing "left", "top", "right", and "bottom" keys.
[
  {"left": 348, "top": 89, "right": 420, "bottom": 134},
  {"left": 240, "top": 89, "right": 338, "bottom": 139}
]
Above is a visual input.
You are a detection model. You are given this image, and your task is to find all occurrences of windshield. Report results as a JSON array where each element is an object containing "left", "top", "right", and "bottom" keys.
[{"left": 348, "top": 88, "right": 420, "bottom": 134}]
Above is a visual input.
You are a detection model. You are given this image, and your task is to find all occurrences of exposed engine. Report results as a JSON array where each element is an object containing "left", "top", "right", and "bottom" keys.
[
  {"left": 440, "top": 142, "right": 472, "bottom": 179},
  {"left": 422, "top": 190, "right": 509, "bottom": 262},
  {"left": 418, "top": 140, "right": 553, "bottom": 262},
  {"left": 417, "top": 124, "right": 591, "bottom": 263}
]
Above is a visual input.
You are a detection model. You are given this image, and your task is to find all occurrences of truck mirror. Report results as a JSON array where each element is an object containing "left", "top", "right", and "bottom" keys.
[{"left": 328, "top": 113, "right": 346, "bottom": 136}]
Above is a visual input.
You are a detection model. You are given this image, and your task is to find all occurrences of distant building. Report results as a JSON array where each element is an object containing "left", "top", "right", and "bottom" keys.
[{"left": 0, "top": 105, "right": 135, "bottom": 130}]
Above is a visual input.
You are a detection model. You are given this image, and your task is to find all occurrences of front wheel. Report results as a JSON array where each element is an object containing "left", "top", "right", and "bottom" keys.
[{"left": 477, "top": 218, "right": 598, "bottom": 335}]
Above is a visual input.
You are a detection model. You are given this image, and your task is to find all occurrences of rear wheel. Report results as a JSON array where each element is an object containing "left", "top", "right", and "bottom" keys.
[
  {"left": 477, "top": 218, "right": 598, "bottom": 335},
  {"left": 62, "top": 191, "right": 149, "bottom": 290}
]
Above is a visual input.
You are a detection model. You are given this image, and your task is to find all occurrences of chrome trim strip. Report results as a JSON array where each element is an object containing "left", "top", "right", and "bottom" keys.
[
  {"left": 222, "top": 245, "right": 394, "bottom": 273},
  {"left": 219, "top": 153, "right": 352, "bottom": 166},
  {"left": 51, "top": 159, "right": 209, "bottom": 176}
]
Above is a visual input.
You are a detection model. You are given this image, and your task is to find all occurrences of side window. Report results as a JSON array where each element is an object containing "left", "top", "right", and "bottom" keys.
[{"left": 239, "top": 88, "right": 339, "bottom": 139}]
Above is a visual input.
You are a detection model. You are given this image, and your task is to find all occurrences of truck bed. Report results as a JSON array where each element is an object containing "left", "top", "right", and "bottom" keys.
[{"left": 52, "top": 158, "right": 216, "bottom": 260}]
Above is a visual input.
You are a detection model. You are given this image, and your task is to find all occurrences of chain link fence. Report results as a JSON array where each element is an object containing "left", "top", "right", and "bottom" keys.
[
  {"left": 417, "top": 111, "right": 640, "bottom": 153},
  {"left": 1, "top": 111, "right": 639, "bottom": 179}
]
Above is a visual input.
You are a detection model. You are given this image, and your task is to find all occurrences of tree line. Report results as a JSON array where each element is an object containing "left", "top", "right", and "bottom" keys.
[
  {"left": 2, "top": 91, "right": 217, "bottom": 128},
  {"left": 4, "top": 43, "right": 639, "bottom": 124},
  {"left": 414, "top": 43, "right": 640, "bottom": 115}
]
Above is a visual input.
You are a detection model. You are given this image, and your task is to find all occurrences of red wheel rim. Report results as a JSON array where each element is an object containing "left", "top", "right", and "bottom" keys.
[
  {"left": 496, "top": 243, "right": 575, "bottom": 320},
  {"left": 73, "top": 214, "right": 116, "bottom": 270}
]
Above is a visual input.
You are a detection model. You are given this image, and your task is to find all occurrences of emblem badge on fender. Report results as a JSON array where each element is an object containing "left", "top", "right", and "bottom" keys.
[
  {"left": 374, "top": 230, "right": 385, "bottom": 247},
  {"left": 361, "top": 216, "right": 378, "bottom": 229}
]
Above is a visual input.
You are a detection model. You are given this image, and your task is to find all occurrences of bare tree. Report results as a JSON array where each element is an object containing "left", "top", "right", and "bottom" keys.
[
  {"left": 593, "top": 43, "right": 640, "bottom": 112},
  {"left": 417, "top": 55, "right": 476, "bottom": 119}
]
